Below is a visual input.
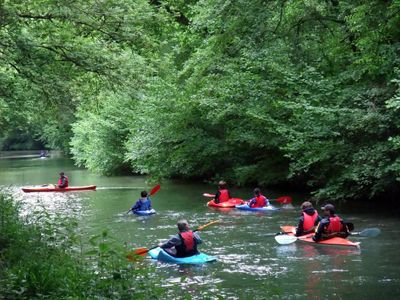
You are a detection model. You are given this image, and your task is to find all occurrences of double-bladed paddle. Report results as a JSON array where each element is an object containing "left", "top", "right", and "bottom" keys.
[
  {"left": 275, "top": 226, "right": 381, "bottom": 245},
  {"left": 127, "top": 219, "right": 221, "bottom": 260},
  {"left": 127, "top": 184, "right": 161, "bottom": 214}
]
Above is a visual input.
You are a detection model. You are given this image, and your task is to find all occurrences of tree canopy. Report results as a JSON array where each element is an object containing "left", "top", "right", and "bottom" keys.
[{"left": 1, "top": 0, "right": 400, "bottom": 201}]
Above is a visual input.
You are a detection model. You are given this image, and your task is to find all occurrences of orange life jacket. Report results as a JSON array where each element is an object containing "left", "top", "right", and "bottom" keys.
[
  {"left": 176, "top": 231, "right": 197, "bottom": 257},
  {"left": 303, "top": 211, "right": 319, "bottom": 231},
  {"left": 57, "top": 175, "right": 69, "bottom": 188},
  {"left": 326, "top": 216, "right": 342, "bottom": 233},
  {"left": 219, "top": 189, "right": 230, "bottom": 202},
  {"left": 251, "top": 195, "right": 267, "bottom": 208}
]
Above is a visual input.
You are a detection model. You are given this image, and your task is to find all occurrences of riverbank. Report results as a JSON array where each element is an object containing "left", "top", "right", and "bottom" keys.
[{"left": 0, "top": 191, "right": 171, "bottom": 299}]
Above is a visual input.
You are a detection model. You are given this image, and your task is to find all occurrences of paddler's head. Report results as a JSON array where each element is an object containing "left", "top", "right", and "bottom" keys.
[
  {"left": 218, "top": 180, "right": 226, "bottom": 190},
  {"left": 321, "top": 204, "right": 335, "bottom": 216},
  {"left": 301, "top": 201, "right": 313, "bottom": 211},
  {"left": 140, "top": 190, "right": 148, "bottom": 201},
  {"left": 177, "top": 219, "right": 189, "bottom": 232},
  {"left": 59, "top": 171, "right": 65, "bottom": 177},
  {"left": 254, "top": 188, "right": 261, "bottom": 196}
]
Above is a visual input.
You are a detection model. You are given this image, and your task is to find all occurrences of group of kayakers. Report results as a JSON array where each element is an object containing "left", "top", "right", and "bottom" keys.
[
  {"left": 296, "top": 201, "right": 349, "bottom": 242},
  {"left": 57, "top": 172, "right": 349, "bottom": 258}
]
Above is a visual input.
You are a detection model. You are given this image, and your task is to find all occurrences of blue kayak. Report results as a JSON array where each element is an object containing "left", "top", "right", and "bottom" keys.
[
  {"left": 148, "top": 247, "right": 217, "bottom": 264},
  {"left": 235, "top": 204, "right": 280, "bottom": 212},
  {"left": 133, "top": 209, "right": 156, "bottom": 216}
]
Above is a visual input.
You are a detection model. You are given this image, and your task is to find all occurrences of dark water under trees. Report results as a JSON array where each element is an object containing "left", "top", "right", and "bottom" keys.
[{"left": 1, "top": 154, "right": 399, "bottom": 299}]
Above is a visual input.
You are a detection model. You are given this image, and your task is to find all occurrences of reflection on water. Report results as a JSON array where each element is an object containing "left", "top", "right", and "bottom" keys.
[{"left": 1, "top": 156, "right": 400, "bottom": 299}]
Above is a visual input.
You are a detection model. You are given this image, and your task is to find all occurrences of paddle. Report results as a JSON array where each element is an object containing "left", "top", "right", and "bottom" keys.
[
  {"left": 270, "top": 196, "right": 292, "bottom": 204},
  {"left": 203, "top": 193, "right": 215, "bottom": 198},
  {"left": 127, "top": 219, "right": 220, "bottom": 260},
  {"left": 127, "top": 184, "right": 161, "bottom": 214},
  {"left": 275, "top": 227, "right": 381, "bottom": 245}
]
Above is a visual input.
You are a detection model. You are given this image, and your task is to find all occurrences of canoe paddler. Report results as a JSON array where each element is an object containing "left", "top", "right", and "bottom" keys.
[
  {"left": 313, "top": 204, "right": 349, "bottom": 242},
  {"left": 158, "top": 220, "right": 202, "bottom": 258},
  {"left": 56, "top": 171, "right": 69, "bottom": 188},
  {"left": 214, "top": 180, "right": 231, "bottom": 204},
  {"left": 295, "top": 201, "right": 322, "bottom": 236}
]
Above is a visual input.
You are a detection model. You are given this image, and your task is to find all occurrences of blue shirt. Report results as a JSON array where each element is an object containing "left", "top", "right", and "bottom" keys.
[{"left": 131, "top": 198, "right": 152, "bottom": 211}]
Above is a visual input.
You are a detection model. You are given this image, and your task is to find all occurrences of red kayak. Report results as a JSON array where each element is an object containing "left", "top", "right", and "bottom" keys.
[
  {"left": 280, "top": 225, "right": 360, "bottom": 248},
  {"left": 207, "top": 198, "right": 244, "bottom": 208},
  {"left": 22, "top": 185, "right": 96, "bottom": 193}
]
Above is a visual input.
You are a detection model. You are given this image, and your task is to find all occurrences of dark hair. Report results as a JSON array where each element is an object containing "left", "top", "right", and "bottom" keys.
[
  {"left": 141, "top": 191, "right": 148, "bottom": 197},
  {"left": 59, "top": 172, "right": 65, "bottom": 176},
  {"left": 254, "top": 188, "right": 261, "bottom": 196}
]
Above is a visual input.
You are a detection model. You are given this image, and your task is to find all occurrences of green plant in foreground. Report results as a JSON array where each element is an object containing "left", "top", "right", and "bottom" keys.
[{"left": 0, "top": 191, "right": 165, "bottom": 299}]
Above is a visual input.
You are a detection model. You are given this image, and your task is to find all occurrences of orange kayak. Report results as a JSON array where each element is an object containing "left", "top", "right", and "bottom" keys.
[
  {"left": 22, "top": 185, "right": 96, "bottom": 193},
  {"left": 207, "top": 198, "right": 244, "bottom": 208},
  {"left": 280, "top": 225, "right": 360, "bottom": 248}
]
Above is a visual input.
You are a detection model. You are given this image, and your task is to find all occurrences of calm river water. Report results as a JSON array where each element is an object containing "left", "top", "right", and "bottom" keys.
[{"left": 1, "top": 153, "right": 399, "bottom": 299}]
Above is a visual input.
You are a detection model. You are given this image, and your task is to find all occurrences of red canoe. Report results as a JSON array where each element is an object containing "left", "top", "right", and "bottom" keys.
[
  {"left": 280, "top": 225, "right": 360, "bottom": 248},
  {"left": 22, "top": 185, "right": 96, "bottom": 193},
  {"left": 207, "top": 198, "right": 244, "bottom": 208}
]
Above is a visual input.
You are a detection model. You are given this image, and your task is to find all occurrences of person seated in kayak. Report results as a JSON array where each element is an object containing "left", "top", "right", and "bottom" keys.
[
  {"left": 248, "top": 188, "right": 269, "bottom": 208},
  {"left": 295, "top": 201, "right": 322, "bottom": 236},
  {"left": 56, "top": 172, "right": 69, "bottom": 188},
  {"left": 214, "top": 180, "right": 231, "bottom": 204},
  {"left": 158, "top": 219, "right": 202, "bottom": 258},
  {"left": 313, "top": 204, "right": 349, "bottom": 242},
  {"left": 131, "top": 191, "right": 152, "bottom": 212}
]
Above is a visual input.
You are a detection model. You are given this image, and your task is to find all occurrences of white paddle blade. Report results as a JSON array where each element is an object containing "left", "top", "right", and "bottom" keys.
[
  {"left": 275, "top": 235, "right": 298, "bottom": 245},
  {"left": 203, "top": 193, "right": 215, "bottom": 198},
  {"left": 359, "top": 228, "right": 381, "bottom": 237}
]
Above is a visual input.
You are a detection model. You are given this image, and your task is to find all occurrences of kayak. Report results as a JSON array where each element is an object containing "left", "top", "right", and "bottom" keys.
[
  {"left": 133, "top": 209, "right": 156, "bottom": 216},
  {"left": 235, "top": 204, "right": 280, "bottom": 212},
  {"left": 207, "top": 198, "right": 244, "bottom": 208},
  {"left": 22, "top": 185, "right": 96, "bottom": 193},
  {"left": 148, "top": 247, "right": 217, "bottom": 264},
  {"left": 280, "top": 226, "right": 360, "bottom": 248}
]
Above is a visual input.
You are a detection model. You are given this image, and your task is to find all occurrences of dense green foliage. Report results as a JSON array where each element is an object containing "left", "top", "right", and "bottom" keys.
[
  {"left": 0, "top": 191, "right": 170, "bottom": 298},
  {"left": 1, "top": 0, "right": 400, "bottom": 201}
]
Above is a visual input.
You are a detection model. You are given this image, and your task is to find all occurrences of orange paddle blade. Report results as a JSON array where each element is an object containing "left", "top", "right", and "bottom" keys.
[
  {"left": 276, "top": 196, "right": 292, "bottom": 204},
  {"left": 149, "top": 184, "right": 160, "bottom": 196}
]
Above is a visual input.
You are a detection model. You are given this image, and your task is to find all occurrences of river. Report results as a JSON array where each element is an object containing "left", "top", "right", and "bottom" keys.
[{"left": 1, "top": 153, "right": 399, "bottom": 299}]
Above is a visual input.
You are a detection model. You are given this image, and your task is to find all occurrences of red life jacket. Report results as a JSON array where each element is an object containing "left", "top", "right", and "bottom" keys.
[
  {"left": 176, "top": 231, "right": 198, "bottom": 257},
  {"left": 218, "top": 189, "right": 230, "bottom": 202},
  {"left": 326, "top": 216, "right": 342, "bottom": 233},
  {"left": 303, "top": 211, "right": 319, "bottom": 231},
  {"left": 251, "top": 195, "right": 267, "bottom": 208},
  {"left": 57, "top": 175, "right": 69, "bottom": 188}
]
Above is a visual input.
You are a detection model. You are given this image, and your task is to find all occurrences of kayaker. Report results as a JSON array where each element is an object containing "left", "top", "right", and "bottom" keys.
[
  {"left": 248, "top": 188, "right": 269, "bottom": 208},
  {"left": 131, "top": 191, "right": 152, "bottom": 212},
  {"left": 313, "top": 204, "right": 349, "bottom": 242},
  {"left": 56, "top": 172, "right": 69, "bottom": 188},
  {"left": 214, "top": 180, "right": 231, "bottom": 204},
  {"left": 158, "top": 219, "right": 202, "bottom": 258},
  {"left": 295, "top": 201, "right": 322, "bottom": 236}
]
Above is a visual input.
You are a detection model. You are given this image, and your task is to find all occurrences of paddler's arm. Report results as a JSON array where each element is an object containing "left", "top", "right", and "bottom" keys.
[
  {"left": 159, "top": 234, "right": 181, "bottom": 249},
  {"left": 295, "top": 216, "right": 305, "bottom": 237},
  {"left": 193, "top": 232, "right": 202, "bottom": 245}
]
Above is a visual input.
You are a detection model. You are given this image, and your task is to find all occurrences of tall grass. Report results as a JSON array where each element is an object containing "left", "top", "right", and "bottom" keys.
[{"left": 0, "top": 191, "right": 164, "bottom": 299}]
